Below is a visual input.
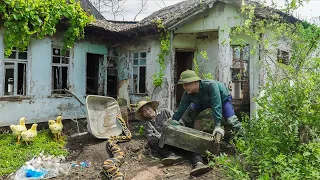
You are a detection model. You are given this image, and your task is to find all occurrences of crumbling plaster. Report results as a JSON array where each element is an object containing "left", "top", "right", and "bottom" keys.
[
  {"left": 0, "top": 32, "right": 109, "bottom": 126},
  {"left": 118, "top": 35, "right": 171, "bottom": 109}
]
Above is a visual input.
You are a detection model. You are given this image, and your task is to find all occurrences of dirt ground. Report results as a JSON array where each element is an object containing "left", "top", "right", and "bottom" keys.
[{"left": 1, "top": 118, "right": 231, "bottom": 180}]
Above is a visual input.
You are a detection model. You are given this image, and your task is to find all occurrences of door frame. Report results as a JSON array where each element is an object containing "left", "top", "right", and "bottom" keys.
[{"left": 173, "top": 48, "right": 196, "bottom": 109}]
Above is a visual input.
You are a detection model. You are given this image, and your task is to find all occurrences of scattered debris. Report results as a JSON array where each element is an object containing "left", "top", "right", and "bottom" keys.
[{"left": 13, "top": 152, "right": 70, "bottom": 180}]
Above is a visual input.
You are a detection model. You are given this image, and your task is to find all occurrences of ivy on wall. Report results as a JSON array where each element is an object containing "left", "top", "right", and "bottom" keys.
[
  {"left": 152, "top": 19, "right": 170, "bottom": 87},
  {"left": 0, "top": 0, "right": 94, "bottom": 56}
]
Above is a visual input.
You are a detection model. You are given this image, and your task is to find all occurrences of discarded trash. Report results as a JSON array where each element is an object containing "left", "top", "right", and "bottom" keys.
[
  {"left": 80, "top": 160, "right": 90, "bottom": 168},
  {"left": 71, "top": 160, "right": 91, "bottom": 169},
  {"left": 25, "top": 168, "right": 47, "bottom": 178},
  {"left": 13, "top": 151, "right": 71, "bottom": 180},
  {"left": 71, "top": 163, "right": 79, "bottom": 167}
]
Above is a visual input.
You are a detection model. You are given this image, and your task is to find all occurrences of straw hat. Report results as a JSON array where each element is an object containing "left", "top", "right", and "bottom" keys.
[{"left": 135, "top": 100, "right": 159, "bottom": 120}]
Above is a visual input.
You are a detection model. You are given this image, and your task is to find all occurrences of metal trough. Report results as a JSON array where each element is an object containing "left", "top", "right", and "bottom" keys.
[{"left": 159, "top": 119, "right": 221, "bottom": 156}]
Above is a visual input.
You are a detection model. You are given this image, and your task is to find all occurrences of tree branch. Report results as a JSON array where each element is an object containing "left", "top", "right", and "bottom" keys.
[{"left": 133, "top": 0, "right": 148, "bottom": 21}]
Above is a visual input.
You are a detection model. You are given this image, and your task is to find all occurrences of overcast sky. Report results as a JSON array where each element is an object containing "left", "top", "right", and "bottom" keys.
[{"left": 100, "top": 0, "right": 320, "bottom": 23}]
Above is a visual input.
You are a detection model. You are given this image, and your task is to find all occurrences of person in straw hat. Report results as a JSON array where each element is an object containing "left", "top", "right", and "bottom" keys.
[{"left": 135, "top": 100, "right": 212, "bottom": 176}]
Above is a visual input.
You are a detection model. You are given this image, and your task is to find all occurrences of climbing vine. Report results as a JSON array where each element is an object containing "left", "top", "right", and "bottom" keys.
[
  {"left": 152, "top": 19, "right": 171, "bottom": 87},
  {"left": 207, "top": 1, "right": 320, "bottom": 179},
  {"left": 193, "top": 50, "right": 214, "bottom": 79},
  {"left": 0, "top": 0, "right": 94, "bottom": 56}
]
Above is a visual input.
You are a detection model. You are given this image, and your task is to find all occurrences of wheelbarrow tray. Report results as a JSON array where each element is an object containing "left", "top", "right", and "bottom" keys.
[{"left": 86, "top": 95, "right": 123, "bottom": 139}]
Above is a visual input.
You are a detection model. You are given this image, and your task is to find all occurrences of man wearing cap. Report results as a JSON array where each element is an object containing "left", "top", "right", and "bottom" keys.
[
  {"left": 172, "top": 69, "right": 243, "bottom": 138},
  {"left": 135, "top": 100, "right": 212, "bottom": 176}
]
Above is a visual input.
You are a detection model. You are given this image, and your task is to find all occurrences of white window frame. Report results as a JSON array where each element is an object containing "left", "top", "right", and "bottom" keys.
[
  {"left": 51, "top": 46, "right": 70, "bottom": 95},
  {"left": 131, "top": 52, "right": 147, "bottom": 94},
  {"left": 2, "top": 47, "right": 29, "bottom": 96}
]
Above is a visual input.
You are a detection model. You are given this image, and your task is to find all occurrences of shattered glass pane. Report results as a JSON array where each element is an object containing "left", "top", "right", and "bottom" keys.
[
  {"left": 62, "top": 57, "right": 69, "bottom": 64},
  {"left": 53, "top": 48, "right": 61, "bottom": 56},
  {"left": 140, "top": 52, "right": 146, "bottom": 58}
]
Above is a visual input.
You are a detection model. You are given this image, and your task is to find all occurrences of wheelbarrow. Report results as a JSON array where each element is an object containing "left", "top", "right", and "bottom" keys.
[
  {"left": 159, "top": 119, "right": 222, "bottom": 156},
  {"left": 64, "top": 89, "right": 123, "bottom": 139}
]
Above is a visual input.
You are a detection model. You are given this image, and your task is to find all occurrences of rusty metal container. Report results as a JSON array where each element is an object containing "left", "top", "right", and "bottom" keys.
[{"left": 159, "top": 119, "right": 221, "bottom": 156}]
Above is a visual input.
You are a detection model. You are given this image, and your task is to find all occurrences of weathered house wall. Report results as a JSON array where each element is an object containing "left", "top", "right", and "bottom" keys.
[
  {"left": 118, "top": 35, "right": 172, "bottom": 109},
  {"left": 0, "top": 31, "right": 108, "bottom": 126},
  {"left": 171, "top": 2, "right": 260, "bottom": 113}
]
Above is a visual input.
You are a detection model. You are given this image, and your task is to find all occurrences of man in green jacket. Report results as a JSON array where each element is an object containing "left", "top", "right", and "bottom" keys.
[{"left": 172, "top": 69, "right": 242, "bottom": 137}]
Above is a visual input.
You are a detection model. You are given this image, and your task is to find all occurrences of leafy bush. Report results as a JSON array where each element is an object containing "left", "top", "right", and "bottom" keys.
[{"left": 209, "top": 1, "right": 320, "bottom": 179}]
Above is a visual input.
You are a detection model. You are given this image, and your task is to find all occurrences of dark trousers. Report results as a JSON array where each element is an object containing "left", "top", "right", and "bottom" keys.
[
  {"left": 180, "top": 95, "right": 242, "bottom": 131},
  {"left": 148, "top": 137, "right": 203, "bottom": 165}
]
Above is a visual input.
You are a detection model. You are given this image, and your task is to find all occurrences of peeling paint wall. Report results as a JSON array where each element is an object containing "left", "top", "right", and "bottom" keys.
[
  {"left": 174, "top": 3, "right": 243, "bottom": 33},
  {"left": 0, "top": 32, "right": 108, "bottom": 126},
  {"left": 172, "top": 2, "right": 260, "bottom": 113},
  {"left": 118, "top": 35, "right": 172, "bottom": 109}
]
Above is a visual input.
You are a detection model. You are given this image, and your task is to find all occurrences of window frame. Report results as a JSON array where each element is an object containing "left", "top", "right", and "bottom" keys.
[
  {"left": 51, "top": 46, "right": 71, "bottom": 95},
  {"left": 131, "top": 52, "right": 147, "bottom": 94},
  {"left": 277, "top": 49, "right": 290, "bottom": 65},
  {"left": 2, "top": 47, "right": 29, "bottom": 97},
  {"left": 231, "top": 44, "right": 250, "bottom": 82}
]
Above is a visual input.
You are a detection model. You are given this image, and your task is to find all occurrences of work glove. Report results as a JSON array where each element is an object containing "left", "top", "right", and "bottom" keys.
[
  {"left": 170, "top": 119, "right": 185, "bottom": 126},
  {"left": 212, "top": 126, "right": 225, "bottom": 137}
]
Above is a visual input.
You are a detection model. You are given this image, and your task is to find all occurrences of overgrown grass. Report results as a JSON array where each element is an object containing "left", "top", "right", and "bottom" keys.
[{"left": 0, "top": 130, "right": 68, "bottom": 176}]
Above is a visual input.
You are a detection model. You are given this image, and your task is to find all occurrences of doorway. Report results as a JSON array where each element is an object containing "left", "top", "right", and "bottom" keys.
[
  {"left": 86, "top": 53, "right": 103, "bottom": 95},
  {"left": 107, "top": 68, "right": 118, "bottom": 98},
  {"left": 174, "top": 50, "right": 194, "bottom": 108}
]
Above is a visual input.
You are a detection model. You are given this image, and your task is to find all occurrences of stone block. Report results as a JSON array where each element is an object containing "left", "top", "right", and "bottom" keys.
[{"left": 159, "top": 119, "right": 220, "bottom": 156}]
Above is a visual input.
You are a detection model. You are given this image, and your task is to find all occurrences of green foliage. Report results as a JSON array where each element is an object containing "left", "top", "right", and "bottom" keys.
[
  {"left": 152, "top": 19, "right": 171, "bottom": 87},
  {"left": 0, "top": 130, "right": 68, "bottom": 175},
  {"left": 207, "top": 1, "right": 320, "bottom": 179},
  {"left": 0, "top": 0, "right": 94, "bottom": 56},
  {"left": 138, "top": 125, "right": 145, "bottom": 136},
  {"left": 193, "top": 50, "right": 214, "bottom": 79}
]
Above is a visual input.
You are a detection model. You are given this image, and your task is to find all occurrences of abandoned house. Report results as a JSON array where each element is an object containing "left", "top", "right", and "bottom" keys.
[{"left": 0, "top": 0, "right": 295, "bottom": 125}]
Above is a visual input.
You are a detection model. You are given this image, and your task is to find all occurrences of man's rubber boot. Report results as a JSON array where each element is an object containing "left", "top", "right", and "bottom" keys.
[
  {"left": 161, "top": 154, "right": 183, "bottom": 166},
  {"left": 227, "top": 115, "right": 244, "bottom": 137},
  {"left": 190, "top": 162, "right": 212, "bottom": 176}
]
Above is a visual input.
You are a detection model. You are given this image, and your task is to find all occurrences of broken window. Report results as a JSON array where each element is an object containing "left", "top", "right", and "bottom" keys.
[
  {"left": 52, "top": 47, "right": 70, "bottom": 94},
  {"left": 277, "top": 49, "right": 290, "bottom": 65},
  {"left": 231, "top": 45, "right": 249, "bottom": 82},
  {"left": 230, "top": 45, "right": 250, "bottom": 99},
  {"left": 3, "top": 47, "right": 28, "bottom": 96},
  {"left": 132, "top": 52, "right": 146, "bottom": 94}
]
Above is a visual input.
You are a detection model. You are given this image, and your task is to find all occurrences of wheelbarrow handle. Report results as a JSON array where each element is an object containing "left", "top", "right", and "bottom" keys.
[{"left": 64, "top": 89, "right": 85, "bottom": 106}]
